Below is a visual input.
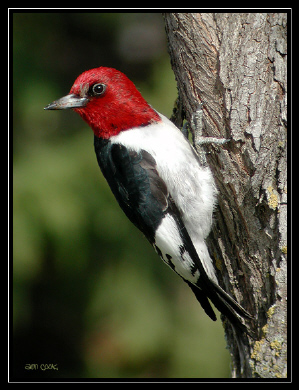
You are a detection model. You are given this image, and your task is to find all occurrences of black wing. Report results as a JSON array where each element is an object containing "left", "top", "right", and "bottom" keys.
[
  {"left": 94, "top": 137, "right": 168, "bottom": 243},
  {"left": 94, "top": 136, "right": 254, "bottom": 337}
]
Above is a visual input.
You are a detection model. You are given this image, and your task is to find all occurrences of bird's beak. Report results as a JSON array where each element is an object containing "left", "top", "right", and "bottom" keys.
[{"left": 44, "top": 93, "right": 89, "bottom": 110}]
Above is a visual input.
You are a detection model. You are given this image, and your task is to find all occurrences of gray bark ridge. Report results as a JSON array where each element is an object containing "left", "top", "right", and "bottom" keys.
[{"left": 163, "top": 13, "right": 287, "bottom": 378}]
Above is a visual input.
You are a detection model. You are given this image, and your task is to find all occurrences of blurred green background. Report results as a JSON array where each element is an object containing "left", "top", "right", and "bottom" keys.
[{"left": 12, "top": 12, "right": 230, "bottom": 379}]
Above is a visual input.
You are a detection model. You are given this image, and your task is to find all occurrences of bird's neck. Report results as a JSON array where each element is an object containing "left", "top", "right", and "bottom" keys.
[{"left": 75, "top": 99, "right": 161, "bottom": 139}]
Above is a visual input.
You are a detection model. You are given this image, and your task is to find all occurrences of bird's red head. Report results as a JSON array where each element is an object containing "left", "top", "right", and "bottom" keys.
[{"left": 45, "top": 67, "right": 161, "bottom": 139}]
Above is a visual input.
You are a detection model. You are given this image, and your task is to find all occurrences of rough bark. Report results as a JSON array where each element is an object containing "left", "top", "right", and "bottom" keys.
[{"left": 163, "top": 12, "right": 287, "bottom": 379}]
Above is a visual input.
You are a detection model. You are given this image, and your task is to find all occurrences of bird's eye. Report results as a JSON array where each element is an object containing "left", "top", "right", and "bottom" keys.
[{"left": 90, "top": 83, "right": 106, "bottom": 96}]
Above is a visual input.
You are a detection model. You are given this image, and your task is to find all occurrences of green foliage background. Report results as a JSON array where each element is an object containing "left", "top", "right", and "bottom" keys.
[{"left": 12, "top": 12, "right": 230, "bottom": 379}]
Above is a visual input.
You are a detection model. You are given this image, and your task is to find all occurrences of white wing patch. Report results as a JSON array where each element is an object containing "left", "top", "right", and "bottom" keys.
[{"left": 154, "top": 214, "right": 200, "bottom": 283}]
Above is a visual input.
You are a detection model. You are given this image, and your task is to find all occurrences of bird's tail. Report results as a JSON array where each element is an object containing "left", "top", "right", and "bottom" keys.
[
  {"left": 207, "top": 279, "right": 257, "bottom": 339},
  {"left": 189, "top": 277, "right": 256, "bottom": 339},
  {"left": 209, "top": 278, "right": 252, "bottom": 319}
]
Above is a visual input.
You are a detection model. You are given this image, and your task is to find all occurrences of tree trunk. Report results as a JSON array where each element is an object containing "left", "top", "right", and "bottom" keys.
[{"left": 163, "top": 12, "right": 287, "bottom": 379}]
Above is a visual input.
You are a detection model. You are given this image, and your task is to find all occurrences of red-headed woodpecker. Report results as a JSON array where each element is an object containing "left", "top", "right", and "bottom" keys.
[{"left": 45, "top": 67, "right": 253, "bottom": 336}]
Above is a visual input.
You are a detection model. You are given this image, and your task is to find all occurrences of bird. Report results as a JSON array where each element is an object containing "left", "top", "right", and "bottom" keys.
[{"left": 44, "top": 66, "right": 253, "bottom": 337}]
